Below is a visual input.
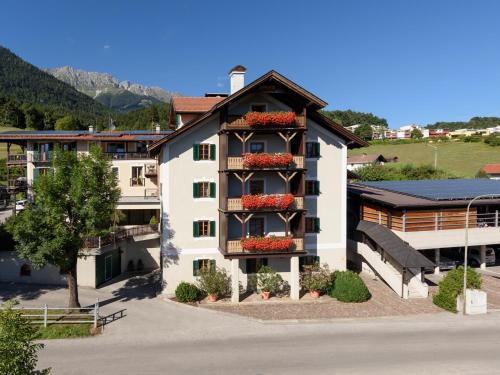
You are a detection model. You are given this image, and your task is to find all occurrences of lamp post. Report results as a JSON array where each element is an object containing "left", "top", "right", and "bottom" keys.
[
  {"left": 463, "top": 193, "right": 500, "bottom": 314},
  {"left": 427, "top": 144, "right": 437, "bottom": 169}
]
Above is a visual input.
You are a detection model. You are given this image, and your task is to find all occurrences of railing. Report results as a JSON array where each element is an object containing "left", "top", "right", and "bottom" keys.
[
  {"left": 363, "top": 211, "right": 500, "bottom": 232},
  {"left": 144, "top": 188, "right": 159, "bottom": 198},
  {"left": 130, "top": 177, "right": 145, "bottom": 186},
  {"left": 226, "top": 237, "right": 304, "bottom": 254},
  {"left": 106, "top": 152, "right": 150, "bottom": 160},
  {"left": 5, "top": 300, "right": 101, "bottom": 329},
  {"left": 226, "top": 155, "right": 304, "bottom": 170},
  {"left": 28, "top": 152, "right": 52, "bottom": 163},
  {"left": 226, "top": 115, "right": 306, "bottom": 128},
  {"left": 227, "top": 196, "right": 304, "bottom": 211},
  {"left": 7, "top": 154, "right": 27, "bottom": 164},
  {"left": 83, "top": 224, "right": 159, "bottom": 249},
  {"left": 144, "top": 164, "right": 157, "bottom": 176}
]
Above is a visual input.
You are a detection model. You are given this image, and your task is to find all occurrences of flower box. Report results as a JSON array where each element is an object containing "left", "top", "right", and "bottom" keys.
[
  {"left": 241, "top": 236, "right": 294, "bottom": 252},
  {"left": 243, "top": 153, "right": 293, "bottom": 168},
  {"left": 244, "top": 111, "right": 296, "bottom": 127},
  {"left": 241, "top": 194, "right": 295, "bottom": 210}
]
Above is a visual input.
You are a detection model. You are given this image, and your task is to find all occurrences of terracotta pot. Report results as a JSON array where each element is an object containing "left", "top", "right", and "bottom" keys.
[
  {"left": 207, "top": 294, "right": 218, "bottom": 302},
  {"left": 310, "top": 290, "right": 320, "bottom": 299},
  {"left": 261, "top": 291, "right": 271, "bottom": 300}
]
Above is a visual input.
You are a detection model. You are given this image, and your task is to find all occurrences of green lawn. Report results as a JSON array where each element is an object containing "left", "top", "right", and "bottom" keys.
[
  {"left": 35, "top": 323, "right": 93, "bottom": 339},
  {"left": 349, "top": 141, "right": 500, "bottom": 178},
  {"left": 0, "top": 126, "right": 23, "bottom": 160}
]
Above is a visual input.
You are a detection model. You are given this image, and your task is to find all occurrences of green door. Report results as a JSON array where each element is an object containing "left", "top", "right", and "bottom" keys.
[
  {"left": 95, "top": 249, "right": 121, "bottom": 287},
  {"left": 105, "top": 255, "right": 112, "bottom": 281}
]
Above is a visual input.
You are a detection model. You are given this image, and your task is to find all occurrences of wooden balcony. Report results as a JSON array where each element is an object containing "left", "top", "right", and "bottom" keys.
[
  {"left": 226, "top": 155, "right": 304, "bottom": 170},
  {"left": 226, "top": 196, "right": 304, "bottom": 211},
  {"left": 144, "top": 164, "right": 157, "bottom": 177},
  {"left": 226, "top": 237, "right": 304, "bottom": 255},
  {"left": 225, "top": 115, "right": 306, "bottom": 130},
  {"left": 7, "top": 154, "right": 27, "bottom": 165}
]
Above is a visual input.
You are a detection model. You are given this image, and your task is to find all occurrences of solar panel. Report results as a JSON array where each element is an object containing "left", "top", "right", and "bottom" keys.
[{"left": 358, "top": 179, "right": 500, "bottom": 201}]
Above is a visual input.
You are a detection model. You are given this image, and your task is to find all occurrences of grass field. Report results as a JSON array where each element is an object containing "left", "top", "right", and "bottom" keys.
[
  {"left": 0, "top": 127, "right": 23, "bottom": 159},
  {"left": 349, "top": 141, "right": 500, "bottom": 178}
]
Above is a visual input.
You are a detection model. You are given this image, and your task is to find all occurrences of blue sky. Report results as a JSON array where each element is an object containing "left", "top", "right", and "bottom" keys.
[{"left": 1, "top": 0, "right": 500, "bottom": 128}]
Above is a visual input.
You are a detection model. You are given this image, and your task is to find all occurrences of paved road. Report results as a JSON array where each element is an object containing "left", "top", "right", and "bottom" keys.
[{"left": 3, "top": 274, "right": 500, "bottom": 374}]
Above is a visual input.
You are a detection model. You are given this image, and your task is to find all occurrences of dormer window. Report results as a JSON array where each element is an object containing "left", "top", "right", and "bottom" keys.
[{"left": 250, "top": 104, "right": 267, "bottom": 113}]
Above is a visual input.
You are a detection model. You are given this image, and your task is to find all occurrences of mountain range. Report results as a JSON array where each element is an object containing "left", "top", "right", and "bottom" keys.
[{"left": 45, "top": 66, "right": 174, "bottom": 112}]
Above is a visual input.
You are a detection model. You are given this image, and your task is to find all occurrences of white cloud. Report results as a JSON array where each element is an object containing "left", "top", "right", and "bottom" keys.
[{"left": 103, "top": 45, "right": 111, "bottom": 49}]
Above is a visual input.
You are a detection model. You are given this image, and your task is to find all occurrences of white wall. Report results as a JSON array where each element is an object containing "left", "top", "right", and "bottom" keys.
[{"left": 0, "top": 252, "right": 66, "bottom": 286}]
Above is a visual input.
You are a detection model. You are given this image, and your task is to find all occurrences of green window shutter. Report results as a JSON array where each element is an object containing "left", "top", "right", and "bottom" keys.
[
  {"left": 210, "top": 144, "right": 216, "bottom": 160},
  {"left": 314, "top": 256, "right": 320, "bottom": 264},
  {"left": 210, "top": 182, "right": 216, "bottom": 198},
  {"left": 193, "top": 221, "right": 199, "bottom": 237},
  {"left": 209, "top": 221, "right": 216, "bottom": 237},
  {"left": 210, "top": 259, "right": 216, "bottom": 271},
  {"left": 193, "top": 260, "right": 200, "bottom": 276},
  {"left": 193, "top": 182, "right": 200, "bottom": 198},
  {"left": 314, "top": 181, "right": 320, "bottom": 195},
  {"left": 314, "top": 218, "right": 321, "bottom": 233},
  {"left": 176, "top": 114, "right": 181, "bottom": 128},
  {"left": 315, "top": 142, "right": 320, "bottom": 157},
  {"left": 193, "top": 144, "right": 200, "bottom": 160}
]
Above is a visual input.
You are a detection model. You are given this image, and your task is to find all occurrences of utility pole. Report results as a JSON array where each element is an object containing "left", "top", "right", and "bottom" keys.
[{"left": 427, "top": 143, "right": 437, "bottom": 169}]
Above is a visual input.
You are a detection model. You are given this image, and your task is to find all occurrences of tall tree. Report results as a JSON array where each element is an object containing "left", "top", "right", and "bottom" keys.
[
  {"left": 54, "top": 115, "right": 80, "bottom": 130},
  {"left": 7, "top": 147, "right": 120, "bottom": 308},
  {"left": 354, "top": 124, "right": 373, "bottom": 141}
]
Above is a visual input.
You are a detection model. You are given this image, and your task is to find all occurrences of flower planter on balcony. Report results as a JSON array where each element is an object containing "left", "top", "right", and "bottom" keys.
[
  {"left": 241, "top": 194, "right": 295, "bottom": 210},
  {"left": 241, "top": 236, "right": 294, "bottom": 252},
  {"left": 244, "top": 111, "right": 296, "bottom": 127},
  {"left": 242, "top": 153, "right": 293, "bottom": 169},
  {"left": 227, "top": 238, "right": 303, "bottom": 253}
]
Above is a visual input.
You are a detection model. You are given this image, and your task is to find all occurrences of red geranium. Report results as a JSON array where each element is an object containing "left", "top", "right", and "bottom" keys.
[
  {"left": 243, "top": 153, "right": 293, "bottom": 168},
  {"left": 241, "top": 236, "right": 294, "bottom": 252},
  {"left": 241, "top": 194, "right": 295, "bottom": 210},
  {"left": 244, "top": 111, "right": 296, "bottom": 127}
]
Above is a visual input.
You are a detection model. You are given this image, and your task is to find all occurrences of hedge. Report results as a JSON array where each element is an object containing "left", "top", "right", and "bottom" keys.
[
  {"left": 433, "top": 266, "right": 482, "bottom": 313},
  {"left": 175, "top": 282, "right": 201, "bottom": 303},
  {"left": 329, "top": 270, "right": 371, "bottom": 303}
]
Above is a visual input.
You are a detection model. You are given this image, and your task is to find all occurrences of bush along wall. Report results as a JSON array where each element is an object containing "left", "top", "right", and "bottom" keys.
[
  {"left": 329, "top": 271, "right": 371, "bottom": 303},
  {"left": 433, "top": 266, "right": 482, "bottom": 313}
]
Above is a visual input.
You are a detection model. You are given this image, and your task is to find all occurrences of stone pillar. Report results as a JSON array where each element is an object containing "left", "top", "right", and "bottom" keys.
[
  {"left": 434, "top": 248, "right": 440, "bottom": 275},
  {"left": 290, "top": 256, "right": 300, "bottom": 300},
  {"left": 480, "top": 245, "right": 487, "bottom": 270},
  {"left": 231, "top": 258, "right": 240, "bottom": 303}
]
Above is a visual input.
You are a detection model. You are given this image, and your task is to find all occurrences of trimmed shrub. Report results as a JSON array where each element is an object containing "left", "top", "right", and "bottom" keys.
[
  {"left": 197, "top": 267, "right": 231, "bottom": 298},
  {"left": 433, "top": 266, "right": 482, "bottom": 313},
  {"left": 175, "top": 282, "right": 201, "bottom": 303},
  {"left": 330, "top": 270, "right": 371, "bottom": 303}
]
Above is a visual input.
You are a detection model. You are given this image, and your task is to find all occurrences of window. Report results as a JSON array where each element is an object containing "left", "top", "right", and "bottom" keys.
[
  {"left": 246, "top": 258, "right": 268, "bottom": 274},
  {"left": 306, "top": 142, "right": 320, "bottom": 158},
  {"left": 193, "top": 143, "right": 216, "bottom": 161},
  {"left": 131, "top": 166, "right": 143, "bottom": 186},
  {"left": 250, "top": 104, "right": 267, "bottom": 112},
  {"left": 193, "top": 220, "right": 216, "bottom": 237},
  {"left": 193, "top": 182, "right": 216, "bottom": 198},
  {"left": 305, "top": 217, "right": 320, "bottom": 233},
  {"left": 193, "top": 259, "right": 215, "bottom": 275},
  {"left": 299, "top": 255, "right": 320, "bottom": 272},
  {"left": 249, "top": 180, "right": 264, "bottom": 195},
  {"left": 20, "top": 264, "right": 31, "bottom": 277},
  {"left": 106, "top": 142, "right": 126, "bottom": 153},
  {"left": 249, "top": 142, "right": 265, "bottom": 154},
  {"left": 305, "top": 180, "right": 320, "bottom": 195},
  {"left": 112, "top": 167, "right": 119, "bottom": 178},
  {"left": 248, "top": 218, "right": 265, "bottom": 237}
]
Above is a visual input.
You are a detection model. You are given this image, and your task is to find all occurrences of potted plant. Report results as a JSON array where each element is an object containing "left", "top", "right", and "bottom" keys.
[
  {"left": 257, "top": 265, "right": 283, "bottom": 300},
  {"left": 301, "top": 263, "right": 330, "bottom": 298},
  {"left": 241, "top": 236, "right": 294, "bottom": 252},
  {"left": 243, "top": 152, "right": 293, "bottom": 168},
  {"left": 241, "top": 194, "right": 295, "bottom": 210},
  {"left": 244, "top": 111, "right": 296, "bottom": 127},
  {"left": 149, "top": 215, "right": 158, "bottom": 231},
  {"left": 196, "top": 267, "right": 231, "bottom": 302}
]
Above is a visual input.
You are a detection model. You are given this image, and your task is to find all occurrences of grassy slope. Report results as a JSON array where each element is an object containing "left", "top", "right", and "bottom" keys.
[
  {"left": 0, "top": 126, "right": 23, "bottom": 159},
  {"left": 348, "top": 141, "right": 500, "bottom": 178}
]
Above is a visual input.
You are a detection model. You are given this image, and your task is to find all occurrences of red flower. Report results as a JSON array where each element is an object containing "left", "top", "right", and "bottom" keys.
[
  {"left": 243, "top": 153, "right": 293, "bottom": 168},
  {"left": 241, "top": 194, "right": 295, "bottom": 210},
  {"left": 241, "top": 236, "right": 294, "bottom": 252},
  {"left": 244, "top": 111, "right": 296, "bottom": 127}
]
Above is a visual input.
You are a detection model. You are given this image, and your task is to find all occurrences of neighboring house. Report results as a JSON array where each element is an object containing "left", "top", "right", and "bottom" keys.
[
  {"left": 481, "top": 164, "right": 500, "bottom": 180},
  {"left": 0, "top": 128, "right": 168, "bottom": 287},
  {"left": 149, "top": 66, "right": 367, "bottom": 301},
  {"left": 346, "top": 153, "right": 388, "bottom": 171},
  {"left": 345, "top": 124, "right": 387, "bottom": 140},
  {"left": 347, "top": 179, "right": 500, "bottom": 298}
]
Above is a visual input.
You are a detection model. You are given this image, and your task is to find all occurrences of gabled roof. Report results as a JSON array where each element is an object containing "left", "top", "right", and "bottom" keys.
[
  {"left": 172, "top": 97, "right": 225, "bottom": 113},
  {"left": 149, "top": 70, "right": 368, "bottom": 153},
  {"left": 347, "top": 154, "right": 387, "bottom": 164},
  {"left": 482, "top": 164, "right": 500, "bottom": 174}
]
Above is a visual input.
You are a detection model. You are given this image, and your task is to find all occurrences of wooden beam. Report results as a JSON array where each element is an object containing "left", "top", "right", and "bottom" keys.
[
  {"left": 233, "top": 172, "right": 244, "bottom": 182},
  {"left": 244, "top": 213, "right": 254, "bottom": 223},
  {"left": 277, "top": 172, "right": 288, "bottom": 182},
  {"left": 278, "top": 132, "right": 288, "bottom": 142},
  {"left": 233, "top": 213, "right": 244, "bottom": 223},
  {"left": 288, "top": 132, "right": 298, "bottom": 142},
  {"left": 289, "top": 212, "right": 297, "bottom": 221},
  {"left": 234, "top": 133, "right": 244, "bottom": 143},
  {"left": 277, "top": 213, "right": 287, "bottom": 222},
  {"left": 246, "top": 132, "right": 254, "bottom": 142},
  {"left": 244, "top": 172, "right": 254, "bottom": 182}
]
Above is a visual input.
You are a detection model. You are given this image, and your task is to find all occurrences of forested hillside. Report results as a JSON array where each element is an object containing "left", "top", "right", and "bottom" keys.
[
  {"left": 427, "top": 117, "right": 500, "bottom": 130},
  {"left": 322, "top": 109, "right": 388, "bottom": 128}
]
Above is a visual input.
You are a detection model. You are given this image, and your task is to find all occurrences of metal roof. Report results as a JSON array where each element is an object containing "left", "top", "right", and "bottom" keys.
[{"left": 356, "top": 220, "right": 434, "bottom": 268}]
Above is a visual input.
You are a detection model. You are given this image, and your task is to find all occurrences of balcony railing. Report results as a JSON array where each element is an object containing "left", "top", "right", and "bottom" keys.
[
  {"left": 28, "top": 152, "right": 52, "bottom": 163},
  {"left": 130, "top": 178, "right": 145, "bottom": 187},
  {"left": 7, "top": 154, "right": 27, "bottom": 164},
  {"left": 226, "top": 237, "right": 304, "bottom": 254},
  {"left": 363, "top": 210, "right": 500, "bottom": 232},
  {"left": 226, "top": 196, "right": 304, "bottom": 211},
  {"left": 226, "top": 155, "right": 304, "bottom": 170},
  {"left": 83, "top": 224, "right": 159, "bottom": 249},
  {"left": 226, "top": 115, "right": 306, "bottom": 129},
  {"left": 106, "top": 152, "right": 151, "bottom": 160}
]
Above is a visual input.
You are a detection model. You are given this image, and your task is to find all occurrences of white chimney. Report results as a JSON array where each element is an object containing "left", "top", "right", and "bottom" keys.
[
  {"left": 155, "top": 124, "right": 161, "bottom": 133},
  {"left": 229, "top": 65, "right": 246, "bottom": 95},
  {"left": 89, "top": 125, "right": 94, "bottom": 133}
]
